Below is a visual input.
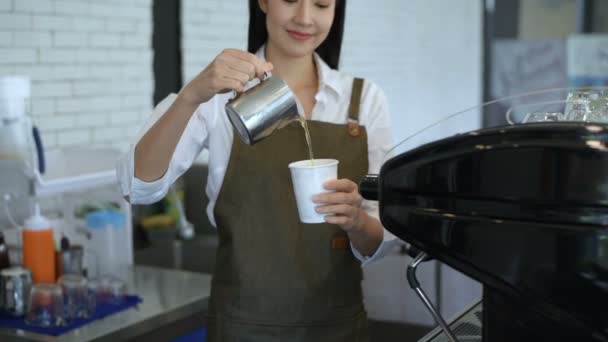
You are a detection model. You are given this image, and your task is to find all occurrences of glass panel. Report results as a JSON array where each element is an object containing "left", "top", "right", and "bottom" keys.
[{"left": 385, "top": 86, "right": 608, "bottom": 161}]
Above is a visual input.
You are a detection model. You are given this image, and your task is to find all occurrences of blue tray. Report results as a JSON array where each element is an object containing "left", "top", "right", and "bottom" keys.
[
  {"left": 0, "top": 295, "right": 142, "bottom": 336},
  {"left": 172, "top": 327, "right": 207, "bottom": 342}
]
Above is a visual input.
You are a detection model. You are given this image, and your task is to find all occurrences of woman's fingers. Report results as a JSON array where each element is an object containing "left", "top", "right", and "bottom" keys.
[
  {"left": 187, "top": 48, "right": 275, "bottom": 103},
  {"left": 222, "top": 78, "right": 246, "bottom": 92},
  {"left": 312, "top": 189, "right": 362, "bottom": 208},
  {"left": 311, "top": 179, "right": 366, "bottom": 231},
  {"left": 216, "top": 50, "right": 275, "bottom": 92},
  {"left": 208, "top": 62, "right": 250, "bottom": 93},
  {"left": 209, "top": 72, "right": 245, "bottom": 93},
  {"left": 224, "top": 49, "right": 272, "bottom": 79},
  {"left": 315, "top": 204, "right": 357, "bottom": 217},
  {"left": 317, "top": 204, "right": 362, "bottom": 231},
  {"left": 222, "top": 55, "right": 257, "bottom": 80},
  {"left": 220, "top": 68, "right": 250, "bottom": 89},
  {"left": 323, "top": 179, "right": 358, "bottom": 192},
  {"left": 313, "top": 192, "right": 354, "bottom": 205}
]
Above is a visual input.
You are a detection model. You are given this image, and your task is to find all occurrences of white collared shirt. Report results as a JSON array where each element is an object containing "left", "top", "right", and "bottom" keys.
[{"left": 116, "top": 47, "right": 399, "bottom": 266}]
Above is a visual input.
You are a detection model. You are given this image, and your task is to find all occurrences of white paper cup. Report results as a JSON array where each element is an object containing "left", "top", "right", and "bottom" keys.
[{"left": 288, "top": 159, "right": 339, "bottom": 223}]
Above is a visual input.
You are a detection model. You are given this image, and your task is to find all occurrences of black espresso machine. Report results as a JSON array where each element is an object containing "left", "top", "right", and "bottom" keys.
[{"left": 360, "top": 88, "right": 608, "bottom": 342}]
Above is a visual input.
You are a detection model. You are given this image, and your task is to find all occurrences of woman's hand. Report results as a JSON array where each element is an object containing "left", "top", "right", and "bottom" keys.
[
  {"left": 312, "top": 179, "right": 367, "bottom": 232},
  {"left": 179, "top": 48, "right": 273, "bottom": 106}
]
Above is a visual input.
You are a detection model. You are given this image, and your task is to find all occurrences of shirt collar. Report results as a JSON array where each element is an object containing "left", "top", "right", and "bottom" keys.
[{"left": 255, "top": 44, "right": 342, "bottom": 97}]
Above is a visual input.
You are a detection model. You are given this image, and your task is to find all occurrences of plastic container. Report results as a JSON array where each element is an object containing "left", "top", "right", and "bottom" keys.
[
  {"left": 86, "top": 211, "right": 128, "bottom": 277},
  {"left": 22, "top": 204, "right": 56, "bottom": 283}
]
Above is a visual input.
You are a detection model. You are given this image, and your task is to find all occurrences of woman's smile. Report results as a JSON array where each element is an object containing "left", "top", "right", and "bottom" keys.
[{"left": 287, "top": 29, "right": 314, "bottom": 41}]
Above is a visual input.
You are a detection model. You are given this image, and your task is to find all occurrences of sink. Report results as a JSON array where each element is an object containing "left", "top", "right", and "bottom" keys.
[
  {"left": 134, "top": 232, "right": 218, "bottom": 274},
  {"left": 134, "top": 163, "right": 218, "bottom": 274}
]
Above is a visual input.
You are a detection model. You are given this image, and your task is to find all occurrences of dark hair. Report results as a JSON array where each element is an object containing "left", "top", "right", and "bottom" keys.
[{"left": 248, "top": 0, "right": 346, "bottom": 70}]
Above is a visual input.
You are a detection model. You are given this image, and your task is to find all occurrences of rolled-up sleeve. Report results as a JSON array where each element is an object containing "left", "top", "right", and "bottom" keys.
[
  {"left": 116, "top": 94, "right": 211, "bottom": 205},
  {"left": 351, "top": 82, "right": 401, "bottom": 266}
]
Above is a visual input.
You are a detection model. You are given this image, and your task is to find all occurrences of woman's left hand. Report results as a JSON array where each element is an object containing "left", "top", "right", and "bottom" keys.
[{"left": 312, "top": 179, "right": 366, "bottom": 232}]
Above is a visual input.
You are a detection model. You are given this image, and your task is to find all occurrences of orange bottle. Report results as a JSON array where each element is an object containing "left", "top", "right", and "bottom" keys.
[{"left": 23, "top": 204, "right": 56, "bottom": 283}]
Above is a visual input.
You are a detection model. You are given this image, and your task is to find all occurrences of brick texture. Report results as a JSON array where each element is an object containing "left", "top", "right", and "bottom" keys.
[{"left": 1, "top": 0, "right": 153, "bottom": 151}]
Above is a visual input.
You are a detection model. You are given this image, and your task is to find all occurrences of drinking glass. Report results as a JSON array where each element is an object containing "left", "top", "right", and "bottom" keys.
[
  {"left": 106, "top": 278, "right": 126, "bottom": 305},
  {"left": 25, "top": 283, "right": 64, "bottom": 327},
  {"left": 58, "top": 274, "right": 90, "bottom": 319},
  {"left": 523, "top": 112, "right": 564, "bottom": 123},
  {"left": 564, "top": 91, "right": 597, "bottom": 121},
  {"left": 90, "top": 276, "right": 127, "bottom": 305},
  {"left": 85, "top": 278, "right": 98, "bottom": 316},
  {"left": 588, "top": 90, "right": 608, "bottom": 123}
]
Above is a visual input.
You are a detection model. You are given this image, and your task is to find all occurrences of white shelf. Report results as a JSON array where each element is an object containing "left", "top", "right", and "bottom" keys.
[
  {"left": 33, "top": 147, "right": 121, "bottom": 197},
  {"left": 30, "top": 147, "right": 134, "bottom": 267}
]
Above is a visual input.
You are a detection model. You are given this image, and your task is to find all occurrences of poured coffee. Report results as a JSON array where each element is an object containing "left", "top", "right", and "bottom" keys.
[{"left": 297, "top": 116, "right": 314, "bottom": 165}]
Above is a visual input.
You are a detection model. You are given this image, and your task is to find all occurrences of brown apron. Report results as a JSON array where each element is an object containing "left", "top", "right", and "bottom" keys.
[{"left": 208, "top": 78, "right": 370, "bottom": 341}]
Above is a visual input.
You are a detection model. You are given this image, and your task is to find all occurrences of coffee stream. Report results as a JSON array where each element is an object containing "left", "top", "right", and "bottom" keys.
[{"left": 297, "top": 116, "right": 315, "bottom": 166}]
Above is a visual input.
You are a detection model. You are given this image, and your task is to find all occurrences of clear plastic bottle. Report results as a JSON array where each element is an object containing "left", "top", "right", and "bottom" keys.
[{"left": 86, "top": 211, "right": 127, "bottom": 277}]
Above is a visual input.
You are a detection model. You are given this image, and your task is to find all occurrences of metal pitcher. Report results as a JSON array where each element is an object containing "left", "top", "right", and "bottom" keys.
[
  {"left": 225, "top": 74, "right": 300, "bottom": 145},
  {"left": 0, "top": 266, "right": 32, "bottom": 317}
]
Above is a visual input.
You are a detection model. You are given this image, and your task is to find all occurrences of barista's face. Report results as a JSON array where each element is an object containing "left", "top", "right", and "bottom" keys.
[{"left": 258, "top": 0, "right": 336, "bottom": 58}]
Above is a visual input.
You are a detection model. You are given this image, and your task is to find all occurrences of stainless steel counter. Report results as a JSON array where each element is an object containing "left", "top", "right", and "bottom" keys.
[{"left": 0, "top": 266, "right": 212, "bottom": 342}]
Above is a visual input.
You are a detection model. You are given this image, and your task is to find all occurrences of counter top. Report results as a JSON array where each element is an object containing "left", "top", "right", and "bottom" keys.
[{"left": 0, "top": 266, "right": 212, "bottom": 342}]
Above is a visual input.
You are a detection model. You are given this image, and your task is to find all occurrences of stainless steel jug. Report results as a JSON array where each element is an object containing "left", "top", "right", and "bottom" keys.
[
  {"left": 0, "top": 266, "right": 32, "bottom": 317},
  {"left": 60, "top": 245, "right": 84, "bottom": 276},
  {"left": 225, "top": 74, "right": 300, "bottom": 145}
]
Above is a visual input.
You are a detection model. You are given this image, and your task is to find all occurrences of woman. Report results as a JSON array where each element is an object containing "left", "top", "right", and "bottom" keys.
[{"left": 117, "top": 0, "right": 398, "bottom": 340}]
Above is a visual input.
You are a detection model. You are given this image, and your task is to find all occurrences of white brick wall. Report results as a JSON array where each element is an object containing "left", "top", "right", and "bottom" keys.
[
  {"left": 181, "top": 0, "right": 248, "bottom": 84},
  {"left": 181, "top": 0, "right": 483, "bottom": 325},
  {"left": 0, "top": 0, "right": 153, "bottom": 152}
]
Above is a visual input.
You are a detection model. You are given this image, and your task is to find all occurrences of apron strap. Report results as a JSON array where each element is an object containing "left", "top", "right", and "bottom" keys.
[{"left": 347, "top": 77, "right": 364, "bottom": 137}]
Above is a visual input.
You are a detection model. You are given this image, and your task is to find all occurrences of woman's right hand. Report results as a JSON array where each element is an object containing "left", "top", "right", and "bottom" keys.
[{"left": 179, "top": 49, "right": 274, "bottom": 106}]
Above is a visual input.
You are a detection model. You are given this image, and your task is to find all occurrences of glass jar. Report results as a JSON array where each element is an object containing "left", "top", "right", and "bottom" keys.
[{"left": 564, "top": 90, "right": 595, "bottom": 122}]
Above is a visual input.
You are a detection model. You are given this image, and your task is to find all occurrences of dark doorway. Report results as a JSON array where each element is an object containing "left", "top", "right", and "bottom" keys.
[{"left": 153, "top": 0, "right": 182, "bottom": 106}]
